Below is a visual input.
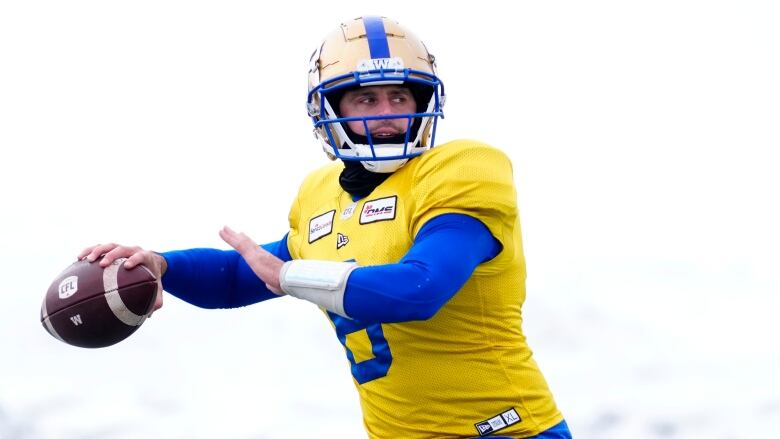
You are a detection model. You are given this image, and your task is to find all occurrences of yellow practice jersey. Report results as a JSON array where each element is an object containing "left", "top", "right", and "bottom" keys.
[{"left": 286, "top": 140, "right": 563, "bottom": 438}]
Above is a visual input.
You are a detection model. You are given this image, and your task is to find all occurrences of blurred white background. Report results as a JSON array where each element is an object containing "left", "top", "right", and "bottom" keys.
[{"left": 1, "top": 1, "right": 779, "bottom": 438}]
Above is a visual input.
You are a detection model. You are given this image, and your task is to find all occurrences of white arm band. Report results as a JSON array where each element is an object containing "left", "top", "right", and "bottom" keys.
[{"left": 279, "top": 260, "right": 359, "bottom": 318}]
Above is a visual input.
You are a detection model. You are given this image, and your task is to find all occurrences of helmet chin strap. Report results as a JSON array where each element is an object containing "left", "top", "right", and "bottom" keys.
[{"left": 360, "top": 157, "right": 409, "bottom": 173}]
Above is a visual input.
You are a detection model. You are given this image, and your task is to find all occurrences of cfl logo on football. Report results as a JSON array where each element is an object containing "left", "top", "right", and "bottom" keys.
[{"left": 58, "top": 276, "right": 79, "bottom": 299}]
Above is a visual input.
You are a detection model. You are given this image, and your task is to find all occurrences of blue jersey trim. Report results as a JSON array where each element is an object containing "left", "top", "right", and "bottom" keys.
[
  {"left": 363, "top": 16, "right": 391, "bottom": 59},
  {"left": 530, "top": 420, "right": 572, "bottom": 438}
]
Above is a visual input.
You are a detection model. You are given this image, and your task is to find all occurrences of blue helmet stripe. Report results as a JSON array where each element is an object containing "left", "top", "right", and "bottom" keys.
[{"left": 363, "top": 16, "right": 391, "bottom": 59}]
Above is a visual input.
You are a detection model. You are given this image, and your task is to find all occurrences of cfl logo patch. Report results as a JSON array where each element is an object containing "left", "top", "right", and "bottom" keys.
[{"left": 58, "top": 276, "right": 79, "bottom": 299}]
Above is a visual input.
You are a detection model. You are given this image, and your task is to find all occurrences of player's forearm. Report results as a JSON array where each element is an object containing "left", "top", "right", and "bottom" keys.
[
  {"left": 343, "top": 213, "right": 501, "bottom": 322},
  {"left": 161, "top": 238, "right": 291, "bottom": 308}
]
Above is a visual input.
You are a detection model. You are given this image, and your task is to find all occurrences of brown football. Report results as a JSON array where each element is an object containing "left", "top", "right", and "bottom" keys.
[{"left": 40, "top": 258, "right": 158, "bottom": 348}]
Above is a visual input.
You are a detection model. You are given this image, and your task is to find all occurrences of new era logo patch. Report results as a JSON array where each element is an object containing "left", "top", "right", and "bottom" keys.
[
  {"left": 474, "top": 408, "right": 521, "bottom": 436},
  {"left": 476, "top": 422, "right": 493, "bottom": 435},
  {"left": 337, "top": 233, "right": 349, "bottom": 249}
]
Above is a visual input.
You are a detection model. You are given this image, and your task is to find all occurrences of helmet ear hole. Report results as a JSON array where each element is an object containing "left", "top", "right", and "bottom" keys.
[{"left": 323, "top": 88, "right": 349, "bottom": 118}]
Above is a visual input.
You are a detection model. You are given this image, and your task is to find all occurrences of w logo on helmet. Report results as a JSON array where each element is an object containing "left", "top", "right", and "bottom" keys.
[{"left": 357, "top": 57, "right": 404, "bottom": 72}]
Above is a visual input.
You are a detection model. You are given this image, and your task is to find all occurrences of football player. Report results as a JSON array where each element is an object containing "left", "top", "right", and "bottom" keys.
[{"left": 80, "top": 16, "right": 572, "bottom": 439}]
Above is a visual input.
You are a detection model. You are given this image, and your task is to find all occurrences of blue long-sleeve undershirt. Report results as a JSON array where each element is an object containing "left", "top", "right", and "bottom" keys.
[
  {"left": 343, "top": 214, "right": 501, "bottom": 322},
  {"left": 161, "top": 213, "right": 501, "bottom": 322},
  {"left": 161, "top": 239, "right": 291, "bottom": 308}
]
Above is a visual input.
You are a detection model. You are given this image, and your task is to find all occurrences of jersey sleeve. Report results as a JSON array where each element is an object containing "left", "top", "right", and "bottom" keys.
[
  {"left": 409, "top": 141, "right": 520, "bottom": 271},
  {"left": 344, "top": 213, "right": 501, "bottom": 322},
  {"left": 161, "top": 236, "right": 291, "bottom": 308}
]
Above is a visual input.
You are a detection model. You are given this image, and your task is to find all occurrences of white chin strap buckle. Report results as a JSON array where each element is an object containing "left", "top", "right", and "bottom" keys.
[{"left": 361, "top": 158, "right": 409, "bottom": 173}]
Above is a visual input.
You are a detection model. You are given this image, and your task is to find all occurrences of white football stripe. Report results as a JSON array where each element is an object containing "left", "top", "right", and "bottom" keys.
[
  {"left": 40, "top": 299, "right": 65, "bottom": 342},
  {"left": 105, "top": 291, "right": 146, "bottom": 326},
  {"left": 103, "top": 258, "right": 146, "bottom": 327}
]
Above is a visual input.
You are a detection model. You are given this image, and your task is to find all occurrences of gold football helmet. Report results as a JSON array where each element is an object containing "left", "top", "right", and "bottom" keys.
[{"left": 307, "top": 16, "right": 445, "bottom": 173}]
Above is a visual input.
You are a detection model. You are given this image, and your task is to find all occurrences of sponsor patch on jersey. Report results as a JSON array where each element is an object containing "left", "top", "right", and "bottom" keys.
[
  {"left": 474, "top": 408, "right": 521, "bottom": 436},
  {"left": 336, "top": 233, "right": 349, "bottom": 249},
  {"left": 359, "top": 196, "right": 397, "bottom": 224},
  {"left": 308, "top": 210, "right": 335, "bottom": 243}
]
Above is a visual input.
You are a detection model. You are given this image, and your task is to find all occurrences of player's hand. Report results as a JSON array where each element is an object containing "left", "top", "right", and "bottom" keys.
[
  {"left": 219, "top": 226, "right": 285, "bottom": 295},
  {"left": 76, "top": 243, "right": 166, "bottom": 316}
]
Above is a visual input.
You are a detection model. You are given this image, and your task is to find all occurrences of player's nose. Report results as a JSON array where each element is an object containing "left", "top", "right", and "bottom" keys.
[{"left": 374, "top": 95, "right": 395, "bottom": 115}]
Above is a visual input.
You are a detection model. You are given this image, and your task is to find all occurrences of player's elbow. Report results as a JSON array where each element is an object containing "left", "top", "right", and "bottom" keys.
[
  {"left": 384, "top": 292, "right": 447, "bottom": 322},
  {"left": 389, "top": 272, "right": 453, "bottom": 321},
  {"left": 348, "top": 291, "right": 449, "bottom": 323},
  {"left": 404, "top": 302, "right": 441, "bottom": 321}
]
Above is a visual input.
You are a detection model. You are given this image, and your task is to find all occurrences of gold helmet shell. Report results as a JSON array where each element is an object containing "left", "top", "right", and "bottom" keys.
[{"left": 307, "top": 16, "right": 445, "bottom": 173}]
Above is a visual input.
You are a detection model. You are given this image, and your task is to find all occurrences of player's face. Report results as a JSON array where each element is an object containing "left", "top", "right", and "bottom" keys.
[{"left": 339, "top": 85, "right": 417, "bottom": 138}]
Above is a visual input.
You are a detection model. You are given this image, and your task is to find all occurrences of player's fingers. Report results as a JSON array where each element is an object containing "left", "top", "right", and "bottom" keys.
[
  {"left": 219, "top": 226, "right": 243, "bottom": 248},
  {"left": 123, "top": 252, "right": 147, "bottom": 270},
  {"left": 83, "top": 243, "right": 119, "bottom": 263},
  {"left": 100, "top": 245, "right": 140, "bottom": 267},
  {"left": 218, "top": 226, "right": 237, "bottom": 247},
  {"left": 76, "top": 244, "right": 101, "bottom": 260},
  {"left": 147, "top": 281, "right": 164, "bottom": 318},
  {"left": 219, "top": 226, "right": 282, "bottom": 288},
  {"left": 219, "top": 226, "right": 257, "bottom": 256}
]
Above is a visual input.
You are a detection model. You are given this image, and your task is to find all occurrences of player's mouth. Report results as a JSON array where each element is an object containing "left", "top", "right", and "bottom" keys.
[{"left": 372, "top": 128, "right": 404, "bottom": 138}]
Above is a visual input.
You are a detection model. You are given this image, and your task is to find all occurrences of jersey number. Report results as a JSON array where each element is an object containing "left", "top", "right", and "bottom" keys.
[{"left": 328, "top": 312, "right": 392, "bottom": 384}]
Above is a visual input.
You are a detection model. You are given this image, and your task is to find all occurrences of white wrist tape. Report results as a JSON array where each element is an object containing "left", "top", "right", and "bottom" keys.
[{"left": 279, "top": 260, "right": 359, "bottom": 318}]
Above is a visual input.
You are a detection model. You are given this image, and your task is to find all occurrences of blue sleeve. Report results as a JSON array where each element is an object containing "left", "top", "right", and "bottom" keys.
[
  {"left": 343, "top": 213, "right": 502, "bottom": 323},
  {"left": 160, "top": 235, "right": 292, "bottom": 309}
]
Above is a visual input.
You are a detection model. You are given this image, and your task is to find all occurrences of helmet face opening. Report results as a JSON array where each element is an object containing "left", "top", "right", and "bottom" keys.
[{"left": 307, "top": 16, "right": 446, "bottom": 173}]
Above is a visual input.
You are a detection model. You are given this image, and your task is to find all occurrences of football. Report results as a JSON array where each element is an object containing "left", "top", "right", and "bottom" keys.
[{"left": 40, "top": 257, "right": 158, "bottom": 348}]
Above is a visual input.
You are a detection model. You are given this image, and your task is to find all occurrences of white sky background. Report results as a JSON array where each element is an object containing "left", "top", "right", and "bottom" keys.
[{"left": 1, "top": 1, "right": 779, "bottom": 438}]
